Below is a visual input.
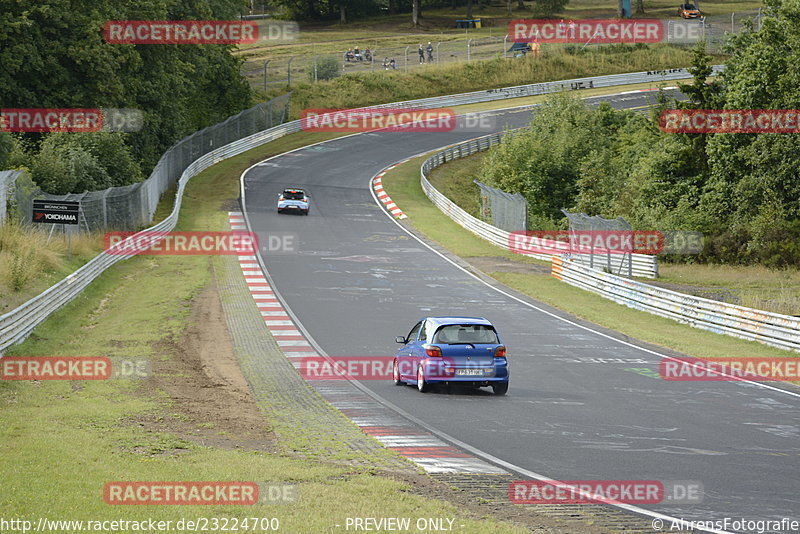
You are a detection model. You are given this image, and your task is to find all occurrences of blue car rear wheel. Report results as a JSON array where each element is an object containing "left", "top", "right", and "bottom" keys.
[
  {"left": 492, "top": 382, "right": 509, "bottom": 396},
  {"left": 417, "top": 365, "right": 430, "bottom": 393}
]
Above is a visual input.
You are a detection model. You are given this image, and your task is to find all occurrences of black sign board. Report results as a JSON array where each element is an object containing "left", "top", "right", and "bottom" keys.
[{"left": 32, "top": 200, "right": 80, "bottom": 225}]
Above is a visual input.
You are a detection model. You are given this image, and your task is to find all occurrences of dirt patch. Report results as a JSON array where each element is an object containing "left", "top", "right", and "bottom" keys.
[
  {"left": 132, "top": 265, "right": 275, "bottom": 453},
  {"left": 465, "top": 256, "right": 551, "bottom": 276}
]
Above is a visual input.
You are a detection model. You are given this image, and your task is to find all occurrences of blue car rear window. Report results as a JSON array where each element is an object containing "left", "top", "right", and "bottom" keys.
[{"left": 433, "top": 325, "right": 498, "bottom": 344}]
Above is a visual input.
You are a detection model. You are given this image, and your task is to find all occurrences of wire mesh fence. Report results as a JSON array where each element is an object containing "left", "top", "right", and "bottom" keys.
[
  {"left": 241, "top": 35, "right": 515, "bottom": 89},
  {"left": 0, "top": 170, "right": 22, "bottom": 224},
  {"left": 241, "top": 10, "right": 764, "bottom": 90},
  {"left": 5, "top": 93, "right": 291, "bottom": 232},
  {"left": 562, "top": 209, "right": 634, "bottom": 277},
  {"left": 474, "top": 179, "right": 527, "bottom": 232}
]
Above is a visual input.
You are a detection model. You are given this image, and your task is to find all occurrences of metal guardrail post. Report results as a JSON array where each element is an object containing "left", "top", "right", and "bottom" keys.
[
  {"left": 503, "top": 35, "right": 508, "bottom": 58},
  {"left": 287, "top": 57, "right": 295, "bottom": 87},
  {"left": 435, "top": 42, "right": 441, "bottom": 63},
  {"left": 263, "top": 60, "right": 270, "bottom": 92},
  {"left": 467, "top": 39, "right": 473, "bottom": 62},
  {"left": 404, "top": 46, "right": 410, "bottom": 72}
]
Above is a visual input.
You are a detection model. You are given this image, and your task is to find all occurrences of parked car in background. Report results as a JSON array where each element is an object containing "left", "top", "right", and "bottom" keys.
[{"left": 678, "top": 3, "right": 702, "bottom": 18}]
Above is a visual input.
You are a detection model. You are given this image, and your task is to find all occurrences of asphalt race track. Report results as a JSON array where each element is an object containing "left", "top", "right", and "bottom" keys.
[{"left": 243, "top": 90, "right": 800, "bottom": 531}]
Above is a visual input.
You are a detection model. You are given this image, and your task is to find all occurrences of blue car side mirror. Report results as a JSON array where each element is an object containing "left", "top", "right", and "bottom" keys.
[{"left": 395, "top": 336, "right": 406, "bottom": 344}]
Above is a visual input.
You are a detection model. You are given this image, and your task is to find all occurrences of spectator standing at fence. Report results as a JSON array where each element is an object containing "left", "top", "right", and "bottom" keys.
[
  {"left": 426, "top": 42, "right": 434, "bottom": 62},
  {"left": 354, "top": 46, "right": 362, "bottom": 61},
  {"left": 390, "top": 58, "right": 396, "bottom": 69},
  {"left": 383, "top": 57, "right": 390, "bottom": 70},
  {"left": 531, "top": 39, "right": 540, "bottom": 58},
  {"left": 364, "top": 48, "right": 372, "bottom": 62},
  {"left": 418, "top": 44, "right": 425, "bottom": 63}
]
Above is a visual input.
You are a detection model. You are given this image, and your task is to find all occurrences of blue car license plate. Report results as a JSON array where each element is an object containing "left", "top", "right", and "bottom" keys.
[{"left": 456, "top": 369, "right": 484, "bottom": 376}]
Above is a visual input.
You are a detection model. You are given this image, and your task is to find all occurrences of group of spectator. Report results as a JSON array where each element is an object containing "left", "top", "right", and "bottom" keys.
[
  {"left": 345, "top": 47, "right": 373, "bottom": 62},
  {"left": 418, "top": 42, "right": 434, "bottom": 63},
  {"left": 344, "top": 41, "right": 436, "bottom": 70}
]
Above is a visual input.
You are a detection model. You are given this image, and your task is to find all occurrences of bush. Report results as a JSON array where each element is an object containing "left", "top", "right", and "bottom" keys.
[
  {"left": 0, "top": 132, "right": 13, "bottom": 169},
  {"left": 309, "top": 56, "right": 341, "bottom": 82},
  {"left": 27, "top": 132, "right": 143, "bottom": 194}
]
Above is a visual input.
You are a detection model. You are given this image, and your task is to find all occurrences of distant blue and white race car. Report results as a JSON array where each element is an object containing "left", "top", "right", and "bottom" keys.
[{"left": 277, "top": 188, "right": 310, "bottom": 215}]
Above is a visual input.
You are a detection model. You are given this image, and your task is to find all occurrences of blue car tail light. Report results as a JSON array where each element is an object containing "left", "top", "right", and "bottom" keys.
[
  {"left": 494, "top": 346, "right": 507, "bottom": 359},
  {"left": 424, "top": 345, "right": 442, "bottom": 358}
]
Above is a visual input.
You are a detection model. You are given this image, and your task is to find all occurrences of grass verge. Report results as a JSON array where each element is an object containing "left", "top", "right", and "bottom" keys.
[
  {"left": 0, "top": 223, "right": 104, "bottom": 314},
  {"left": 261, "top": 45, "right": 704, "bottom": 115},
  {"left": 0, "top": 129, "right": 527, "bottom": 532},
  {"left": 380, "top": 153, "right": 797, "bottom": 360}
]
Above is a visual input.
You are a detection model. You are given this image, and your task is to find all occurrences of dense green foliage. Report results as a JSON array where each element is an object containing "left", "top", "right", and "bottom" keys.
[
  {"left": 0, "top": 0, "right": 252, "bottom": 193},
  {"left": 272, "top": 0, "right": 567, "bottom": 22},
  {"left": 479, "top": 0, "right": 800, "bottom": 267},
  {"left": 0, "top": 133, "right": 12, "bottom": 169},
  {"left": 310, "top": 55, "right": 342, "bottom": 81}
]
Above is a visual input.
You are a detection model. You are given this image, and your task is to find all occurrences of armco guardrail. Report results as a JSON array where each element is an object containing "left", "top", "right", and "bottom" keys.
[
  {"left": 420, "top": 133, "right": 659, "bottom": 278},
  {"left": 0, "top": 67, "right": 718, "bottom": 353},
  {"left": 552, "top": 257, "right": 800, "bottom": 352},
  {"left": 0, "top": 121, "right": 300, "bottom": 352}
]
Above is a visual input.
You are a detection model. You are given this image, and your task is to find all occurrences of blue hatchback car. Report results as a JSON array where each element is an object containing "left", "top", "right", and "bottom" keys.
[{"left": 393, "top": 317, "right": 509, "bottom": 395}]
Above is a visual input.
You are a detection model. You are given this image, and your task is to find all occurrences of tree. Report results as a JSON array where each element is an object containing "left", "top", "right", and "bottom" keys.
[
  {"left": 28, "top": 132, "right": 143, "bottom": 194},
  {"left": 0, "top": 133, "right": 13, "bottom": 169},
  {"left": 0, "top": 0, "right": 252, "bottom": 189},
  {"left": 479, "top": 94, "right": 618, "bottom": 228},
  {"left": 412, "top": 0, "right": 421, "bottom": 25},
  {"left": 533, "top": 0, "right": 570, "bottom": 17}
]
